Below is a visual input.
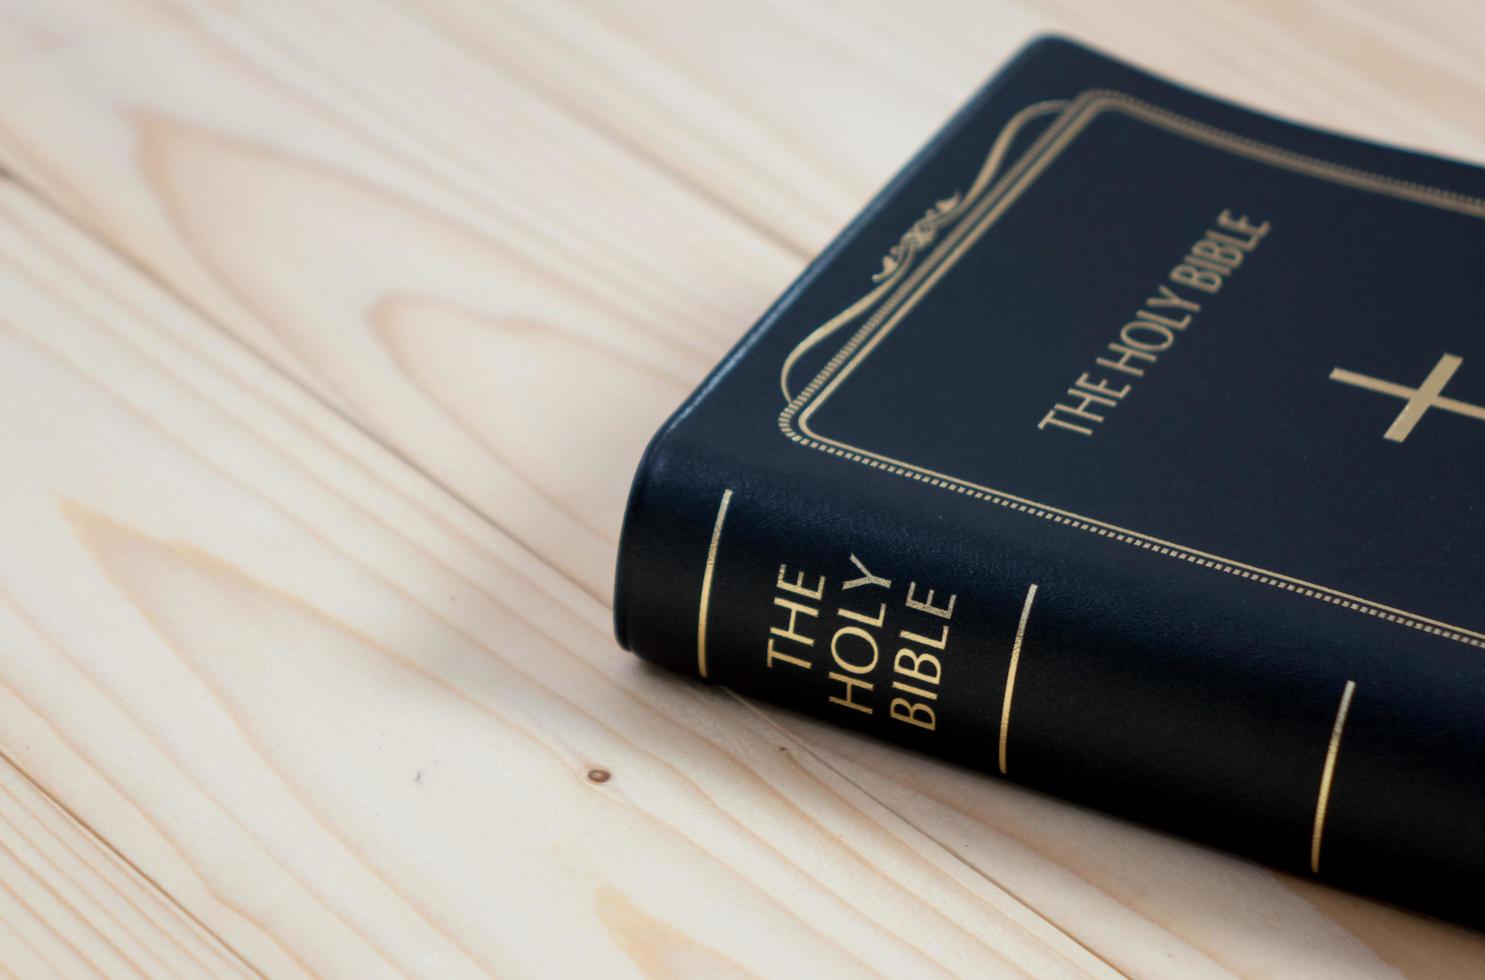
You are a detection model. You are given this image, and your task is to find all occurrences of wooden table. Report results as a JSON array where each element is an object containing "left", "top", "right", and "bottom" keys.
[{"left": 0, "top": 1, "right": 1481, "bottom": 975}]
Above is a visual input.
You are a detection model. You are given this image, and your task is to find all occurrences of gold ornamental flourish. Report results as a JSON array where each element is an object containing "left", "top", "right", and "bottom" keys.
[{"left": 778, "top": 100, "right": 1068, "bottom": 403}]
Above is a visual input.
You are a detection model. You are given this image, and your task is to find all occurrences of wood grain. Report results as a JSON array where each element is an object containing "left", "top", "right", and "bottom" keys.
[
  {"left": 0, "top": 181, "right": 1113, "bottom": 976},
  {"left": 0, "top": 0, "right": 1481, "bottom": 975}
]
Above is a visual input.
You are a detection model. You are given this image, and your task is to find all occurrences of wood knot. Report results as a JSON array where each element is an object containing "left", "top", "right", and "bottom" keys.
[{"left": 586, "top": 768, "right": 611, "bottom": 784}]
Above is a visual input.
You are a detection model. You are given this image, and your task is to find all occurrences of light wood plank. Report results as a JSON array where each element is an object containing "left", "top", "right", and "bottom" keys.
[
  {"left": 0, "top": 746, "right": 253, "bottom": 979},
  {"left": 0, "top": 179, "right": 1112, "bottom": 976},
  {"left": 426, "top": 0, "right": 1485, "bottom": 247},
  {"left": 0, "top": 0, "right": 801, "bottom": 600}
]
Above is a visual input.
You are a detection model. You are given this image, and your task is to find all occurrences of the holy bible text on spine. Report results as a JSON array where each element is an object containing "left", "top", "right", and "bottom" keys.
[{"left": 613, "top": 37, "right": 1485, "bottom": 924}]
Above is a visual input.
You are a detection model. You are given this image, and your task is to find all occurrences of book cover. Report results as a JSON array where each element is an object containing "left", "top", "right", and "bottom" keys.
[{"left": 614, "top": 36, "right": 1485, "bottom": 924}]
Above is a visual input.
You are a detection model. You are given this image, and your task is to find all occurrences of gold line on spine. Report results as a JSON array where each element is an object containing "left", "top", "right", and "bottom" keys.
[
  {"left": 1311, "top": 679, "right": 1357, "bottom": 874},
  {"left": 697, "top": 489, "right": 734, "bottom": 679},
  {"left": 999, "top": 583, "right": 1039, "bottom": 775}
]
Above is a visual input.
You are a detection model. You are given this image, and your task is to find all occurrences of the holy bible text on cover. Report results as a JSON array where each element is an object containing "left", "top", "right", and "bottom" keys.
[{"left": 613, "top": 37, "right": 1485, "bottom": 924}]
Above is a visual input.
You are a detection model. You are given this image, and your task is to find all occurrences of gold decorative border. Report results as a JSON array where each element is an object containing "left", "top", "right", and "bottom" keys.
[{"left": 778, "top": 89, "right": 1485, "bottom": 650}]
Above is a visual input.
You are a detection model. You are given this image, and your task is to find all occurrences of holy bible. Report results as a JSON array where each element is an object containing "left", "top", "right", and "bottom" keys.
[{"left": 613, "top": 37, "right": 1485, "bottom": 924}]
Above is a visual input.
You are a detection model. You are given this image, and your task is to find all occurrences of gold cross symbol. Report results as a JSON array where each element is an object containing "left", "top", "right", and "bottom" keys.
[{"left": 1330, "top": 353, "right": 1485, "bottom": 442}]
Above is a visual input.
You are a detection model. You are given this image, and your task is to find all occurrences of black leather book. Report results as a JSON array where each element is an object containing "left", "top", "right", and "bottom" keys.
[{"left": 613, "top": 37, "right": 1485, "bottom": 924}]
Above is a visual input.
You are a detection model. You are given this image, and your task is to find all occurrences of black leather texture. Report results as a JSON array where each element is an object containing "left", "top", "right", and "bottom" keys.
[{"left": 614, "top": 37, "right": 1485, "bottom": 925}]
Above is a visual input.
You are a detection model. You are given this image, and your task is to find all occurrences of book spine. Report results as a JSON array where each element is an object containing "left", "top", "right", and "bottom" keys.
[{"left": 614, "top": 430, "right": 1485, "bottom": 924}]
